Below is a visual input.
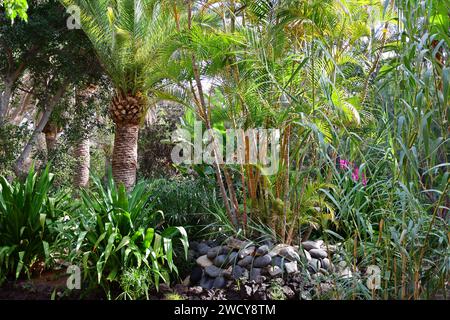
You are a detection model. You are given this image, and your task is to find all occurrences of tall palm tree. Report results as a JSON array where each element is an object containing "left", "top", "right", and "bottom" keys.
[{"left": 61, "top": 0, "right": 175, "bottom": 189}]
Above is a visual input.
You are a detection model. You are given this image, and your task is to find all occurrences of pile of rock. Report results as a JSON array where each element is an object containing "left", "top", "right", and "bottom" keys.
[{"left": 188, "top": 238, "right": 340, "bottom": 290}]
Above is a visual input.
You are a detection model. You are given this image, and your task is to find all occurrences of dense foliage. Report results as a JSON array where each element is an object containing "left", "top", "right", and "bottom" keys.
[{"left": 0, "top": 0, "right": 448, "bottom": 300}]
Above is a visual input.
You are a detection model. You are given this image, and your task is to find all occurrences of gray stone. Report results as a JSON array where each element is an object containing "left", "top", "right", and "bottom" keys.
[
  {"left": 207, "top": 246, "right": 224, "bottom": 259},
  {"left": 196, "top": 255, "right": 213, "bottom": 268},
  {"left": 282, "top": 286, "right": 295, "bottom": 299},
  {"left": 227, "top": 238, "right": 251, "bottom": 250},
  {"left": 272, "top": 256, "right": 284, "bottom": 269},
  {"left": 197, "top": 243, "right": 211, "bottom": 255},
  {"left": 238, "top": 255, "right": 253, "bottom": 268},
  {"left": 256, "top": 245, "right": 269, "bottom": 256},
  {"left": 205, "top": 265, "right": 223, "bottom": 278},
  {"left": 249, "top": 268, "right": 263, "bottom": 282},
  {"left": 308, "top": 258, "right": 321, "bottom": 273},
  {"left": 284, "top": 261, "right": 298, "bottom": 274},
  {"left": 238, "top": 246, "right": 255, "bottom": 259},
  {"left": 232, "top": 265, "right": 248, "bottom": 280},
  {"left": 339, "top": 267, "right": 353, "bottom": 278},
  {"left": 214, "top": 255, "right": 228, "bottom": 267},
  {"left": 319, "top": 268, "right": 329, "bottom": 275},
  {"left": 214, "top": 252, "right": 238, "bottom": 267},
  {"left": 321, "top": 258, "right": 331, "bottom": 270},
  {"left": 253, "top": 254, "right": 272, "bottom": 268},
  {"left": 189, "top": 286, "right": 203, "bottom": 295},
  {"left": 268, "top": 244, "right": 290, "bottom": 257},
  {"left": 222, "top": 266, "right": 232, "bottom": 279},
  {"left": 299, "top": 249, "right": 312, "bottom": 262},
  {"left": 212, "top": 276, "right": 226, "bottom": 289},
  {"left": 199, "top": 275, "right": 214, "bottom": 289},
  {"left": 301, "top": 241, "right": 321, "bottom": 251},
  {"left": 309, "top": 248, "right": 328, "bottom": 259},
  {"left": 279, "top": 247, "right": 300, "bottom": 261},
  {"left": 268, "top": 265, "right": 283, "bottom": 277},
  {"left": 227, "top": 251, "right": 238, "bottom": 265}
]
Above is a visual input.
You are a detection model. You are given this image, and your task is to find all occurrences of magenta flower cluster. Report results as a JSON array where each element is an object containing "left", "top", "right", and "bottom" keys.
[{"left": 339, "top": 159, "right": 367, "bottom": 186}]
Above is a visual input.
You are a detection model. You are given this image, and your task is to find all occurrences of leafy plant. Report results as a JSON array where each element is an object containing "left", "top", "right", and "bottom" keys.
[
  {"left": 0, "top": 165, "right": 68, "bottom": 283},
  {"left": 72, "top": 175, "right": 189, "bottom": 296}
]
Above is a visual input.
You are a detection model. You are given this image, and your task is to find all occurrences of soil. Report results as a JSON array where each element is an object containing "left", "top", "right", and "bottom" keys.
[{"left": 0, "top": 269, "right": 69, "bottom": 300}]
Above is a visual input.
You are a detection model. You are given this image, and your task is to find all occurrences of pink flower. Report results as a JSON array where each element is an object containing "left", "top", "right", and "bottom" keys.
[
  {"left": 351, "top": 167, "right": 359, "bottom": 182},
  {"left": 339, "top": 159, "right": 351, "bottom": 170},
  {"left": 361, "top": 173, "right": 367, "bottom": 186}
]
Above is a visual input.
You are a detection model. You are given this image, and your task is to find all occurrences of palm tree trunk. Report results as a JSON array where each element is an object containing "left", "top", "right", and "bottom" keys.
[
  {"left": 112, "top": 124, "right": 139, "bottom": 191},
  {"left": 73, "top": 137, "right": 90, "bottom": 189}
]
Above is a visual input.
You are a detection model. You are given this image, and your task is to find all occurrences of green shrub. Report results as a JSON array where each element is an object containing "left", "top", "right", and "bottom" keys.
[
  {"left": 147, "top": 177, "right": 218, "bottom": 236},
  {"left": 0, "top": 166, "right": 69, "bottom": 283},
  {"left": 72, "top": 175, "right": 189, "bottom": 297}
]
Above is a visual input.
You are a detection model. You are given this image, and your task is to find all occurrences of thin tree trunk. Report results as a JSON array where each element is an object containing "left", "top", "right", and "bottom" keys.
[
  {"left": 15, "top": 83, "right": 67, "bottom": 176},
  {"left": 73, "top": 137, "right": 90, "bottom": 189},
  {"left": 0, "top": 80, "right": 13, "bottom": 125},
  {"left": 112, "top": 124, "right": 139, "bottom": 191}
]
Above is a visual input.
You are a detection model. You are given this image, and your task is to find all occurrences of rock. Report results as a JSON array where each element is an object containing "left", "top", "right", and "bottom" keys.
[
  {"left": 308, "top": 258, "right": 321, "bottom": 273},
  {"left": 207, "top": 246, "right": 223, "bottom": 259},
  {"left": 214, "top": 252, "right": 238, "bottom": 267},
  {"left": 238, "top": 256, "right": 253, "bottom": 268},
  {"left": 199, "top": 275, "right": 214, "bottom": 290},
  {"left": 197, "top": 243, "right": 211, "bottom": 255},
  {"left": 227, "top": 238, "right": 251, "bottom": 250},
  {"left": 206, "top": 240, "right": 217, "bottom": 247},
  {"left": 238, "top": 246, "right": 255, "bottom": 259},
  {"left": 253, "top": 254, "right": 272, "bottom": 268},
  {"left": 319, "top": 268, "right": 329, "bottom": 275},
  {"left": 232, "top": 265, "right": 248, "bottom": 280},
  {"left": 214, "top": 255, "right": 227, "bottom": 267},
  {"left": 284, "top": 261, "right": 298, "bottom": 274},
  {"left": 272, "top": 256, "right": 284, "bottom": 269},
  {"left": 301, "top": 241, "right": 321, "bottom": 251},
  {"left": 321, "top": 258, "right": 331, "bottom": 270},
  {"left": 190, "top": 241, "right": 200, "bottom": 251},
  {"left": 196, "top": 255, "right": 213, "bottom": 268},
  {"left": 299, "top": 249, "right": 312, "bottom": 262},
  {"left": 205, "top": 265, "right": 223, "bottom": 278},
  {"left": 249, "top": 268, "right": 263, "bottom": 282},
  {"left": 212, "top": 276, "right": 226, "bottom": 289},
  {"left": 190, "top": 266, "right": 203, "bottom": 284},
  {"left": 256, "top": 245, "right": 269, "bottom": 256},
  {"left": 189, "top": 286, "right": 203, "bottom": 295},
  {"left": 279, "top": 247, "right": 300, "bottom": 261},
  {"left": 321, "top": 244, "right": 339, "bottom": 253},
  {"left": 268, "top": 244, "right": 290, "bottom": 257},
  {"left": 339, "top": 267, "right": 353, "bottom": 279},
  {"left": 268, "top": 265, "right": 283, "bottom": 277},
  {"left": 282, "top": 286, "right": 295, "bottom": 299},
  {"left": 222, "top": 266, "right": 232, "bottom": 279},
  {"left": 309, "top": 248, "right": 327, "bottom": 259},
  {"left": 227, "top": 251, "right": 238, "bottom": 265}
]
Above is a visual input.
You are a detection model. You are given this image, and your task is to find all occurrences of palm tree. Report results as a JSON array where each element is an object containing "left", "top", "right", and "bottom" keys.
[{"left": 61, "top": 0, "right": 175, "bottom": 190}]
